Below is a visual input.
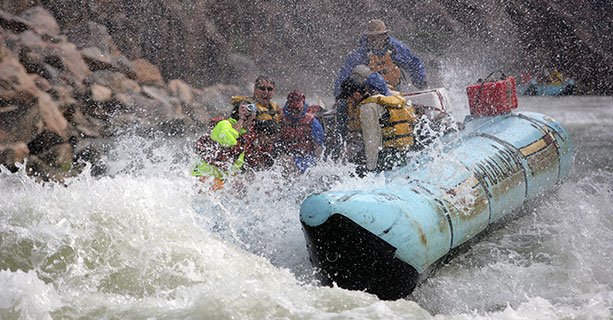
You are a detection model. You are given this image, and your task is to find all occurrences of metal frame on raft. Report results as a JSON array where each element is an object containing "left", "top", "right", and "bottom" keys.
[{"left": 299, "top": 81, "right": 574, "bottom": 300}]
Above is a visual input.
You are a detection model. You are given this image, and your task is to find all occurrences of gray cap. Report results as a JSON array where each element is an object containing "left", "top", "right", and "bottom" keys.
[{"left": 350, "top": 64, "right": 371, "bottom": 83}]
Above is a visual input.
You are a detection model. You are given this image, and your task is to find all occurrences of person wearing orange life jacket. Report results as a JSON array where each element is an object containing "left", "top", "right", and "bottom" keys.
[
  {"left": 346, "top": 72, "right": 418, "bottom": 174},
  {"left": 192, "top": 101, "right": 257, "bottom": 190},
  {"left": 230, "top": 75, "right": 281, "bottom": 170},
  {"left": 277, "top": 90, "right": 325, "bottom": 174},
  {"left": 333, "top": 19, "right": 427, "bottom": 99}
]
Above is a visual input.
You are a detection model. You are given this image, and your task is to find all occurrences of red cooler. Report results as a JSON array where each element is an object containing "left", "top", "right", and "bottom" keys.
[{"left": 467, "top": 76, "right": 518, "bottom": 116}]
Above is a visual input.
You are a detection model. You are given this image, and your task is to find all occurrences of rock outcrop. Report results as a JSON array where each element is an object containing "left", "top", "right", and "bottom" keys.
[{"left": 0, "top": 7, "right": 240, "bottom": 182}]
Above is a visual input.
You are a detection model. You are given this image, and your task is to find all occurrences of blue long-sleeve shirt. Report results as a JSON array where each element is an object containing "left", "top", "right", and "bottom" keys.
[
  {"left": 333, "top": 35, "right": 427, "bottom": 97},
  {"left": 310, "top": 118, "right": 325, "bottom": 146}
]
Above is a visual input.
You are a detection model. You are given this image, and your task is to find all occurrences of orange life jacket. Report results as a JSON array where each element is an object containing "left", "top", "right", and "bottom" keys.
[
  {"left": 368, "top": 50, "right": 402, "bottom": 87},
  {"left": 279, "top": 105, "right": 319, "bottom": 156}
]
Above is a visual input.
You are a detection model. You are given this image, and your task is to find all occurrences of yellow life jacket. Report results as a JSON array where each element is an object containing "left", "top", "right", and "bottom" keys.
[
  {"left": 368, "top": 50, "right": 402, "bottom": 87},
  {"left": 347, "top": 99, "right": 362, "bottom": 133},
  {"left": 347, "top": 90, "right": 402, "bottom": 133},
  {"left": 360, "top": 94, "right": 417, "bottom": 150},
  {"left": 256, "top": 100, "right": 281, "bottom": 123},
  {"left": 231, "top": 95, "right": 253, "bottom": 105},
  {"left": 549, "top": 70, "right": 564, "bottom": 85},
  {"left": 230, "top": 95, "right": 281, "bottom": 123}
]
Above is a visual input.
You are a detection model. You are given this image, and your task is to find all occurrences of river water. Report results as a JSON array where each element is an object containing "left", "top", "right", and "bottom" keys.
[{"left": 1, "top": 95, "right": 611, "bottom": 319}]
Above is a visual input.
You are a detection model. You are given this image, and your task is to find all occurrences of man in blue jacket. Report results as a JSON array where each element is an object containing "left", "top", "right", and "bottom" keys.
[{"left": 333, "top": 19, "right": 427, "bottom": 98}]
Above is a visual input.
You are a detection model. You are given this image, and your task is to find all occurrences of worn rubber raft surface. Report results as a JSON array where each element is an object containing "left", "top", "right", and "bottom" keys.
[{"left": 300, "top": 111, "right": 574, "bottom": 300}]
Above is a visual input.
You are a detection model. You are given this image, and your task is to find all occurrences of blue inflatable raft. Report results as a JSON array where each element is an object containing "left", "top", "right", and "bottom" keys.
[
  {"left": 300, "top": 110, "right": 574, "bottom": 300},
  {"left": 518, "top": 79, "right": 576, "bottom": 96}
]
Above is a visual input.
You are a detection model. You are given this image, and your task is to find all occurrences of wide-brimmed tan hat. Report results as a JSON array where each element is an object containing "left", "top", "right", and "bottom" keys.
[{"left": 365, "top": 19, "right": 389, "bottom": 35}]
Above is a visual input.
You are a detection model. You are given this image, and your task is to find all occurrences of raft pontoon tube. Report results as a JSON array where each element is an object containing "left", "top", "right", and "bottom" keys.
[
  {"left": 518, "top": 79, "right": 576, "bottom": 96},
  {"left": 300, "top": 111, "right": 574, "bottom": 300}
]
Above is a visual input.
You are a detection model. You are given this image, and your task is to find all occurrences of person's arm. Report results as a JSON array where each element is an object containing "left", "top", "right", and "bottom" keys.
[
  {"left": 359, "top": 103, "right": 384, "bottom": 171},
  {"left": 311, "top": 118, "right": 325, "bottom": 146},
  {"left": 310, "top": 118, "right": 325, "bottom": 157},
  {"left": 333, "top": 49, "right": 366, "bottom": 97},
  {"left": 334, "top": 99, "right": 348, "bottom": 141},
  {"left": 390, "top": 37, "right": 427, "bottom": 89}
]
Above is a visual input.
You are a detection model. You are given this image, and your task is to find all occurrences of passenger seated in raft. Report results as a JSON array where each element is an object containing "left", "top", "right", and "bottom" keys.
[
  {"left": 230, "top": 75, "right": 281, "bottom": 171},
  {"left": 276, "top": 90, "right": 325, "bottom": 174},
  {"left": 345, "top": 72, "right": 419, "bottom": 174},
  {"left": 333, "top": 19, "right": 427, "bottom": 97},
  {"left": 192, "top": 101, "right": 257, "bottom": 191},
  {"left": 333, "top": 64, "right": 372, "bottom": 150}
]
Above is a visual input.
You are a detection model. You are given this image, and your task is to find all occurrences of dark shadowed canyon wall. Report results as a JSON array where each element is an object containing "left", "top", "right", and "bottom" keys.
[{"left": 3, "top": 0, "right": 611, "bottom": 95}]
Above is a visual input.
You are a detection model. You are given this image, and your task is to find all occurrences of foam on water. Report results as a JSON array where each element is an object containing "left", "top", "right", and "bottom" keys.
[
  {"left": 1, "top": 96, "right": 612, "bottom": 319},
  {"left": 411, "top": 170, "right": 613, "bottom": 315},
  {"left": 0, "top": 157, "right": 433, "bottom": 319}
]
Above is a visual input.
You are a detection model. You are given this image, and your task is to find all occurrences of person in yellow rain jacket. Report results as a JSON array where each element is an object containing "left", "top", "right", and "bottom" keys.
[
  {"left": 346, "top": 72, "right": 418, "bottom": 174},
  {"left": 192, "top": 101, "right": 257, "bottom": 190}
]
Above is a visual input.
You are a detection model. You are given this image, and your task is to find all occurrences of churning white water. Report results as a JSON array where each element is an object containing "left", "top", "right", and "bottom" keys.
[{"left": 1, "top": 96, "right": 611, "bottom": 319}]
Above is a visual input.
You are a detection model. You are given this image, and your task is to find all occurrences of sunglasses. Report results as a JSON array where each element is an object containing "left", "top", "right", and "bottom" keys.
[{"left": 257, "top": 86, "right": 274, "bottom": 91}]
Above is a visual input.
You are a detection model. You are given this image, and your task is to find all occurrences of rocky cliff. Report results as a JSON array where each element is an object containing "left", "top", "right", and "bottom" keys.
[
  {"left": 2, "top": 0, "right": 610, "bottom": 94},
  {"left": 0, "top": 7, "right": 240, "bottom": 181}
]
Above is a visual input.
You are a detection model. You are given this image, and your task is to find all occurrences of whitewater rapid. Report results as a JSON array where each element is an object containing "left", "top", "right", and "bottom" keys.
[{"left": 0, "top": 96, "right": 611, "bottom": 319}]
